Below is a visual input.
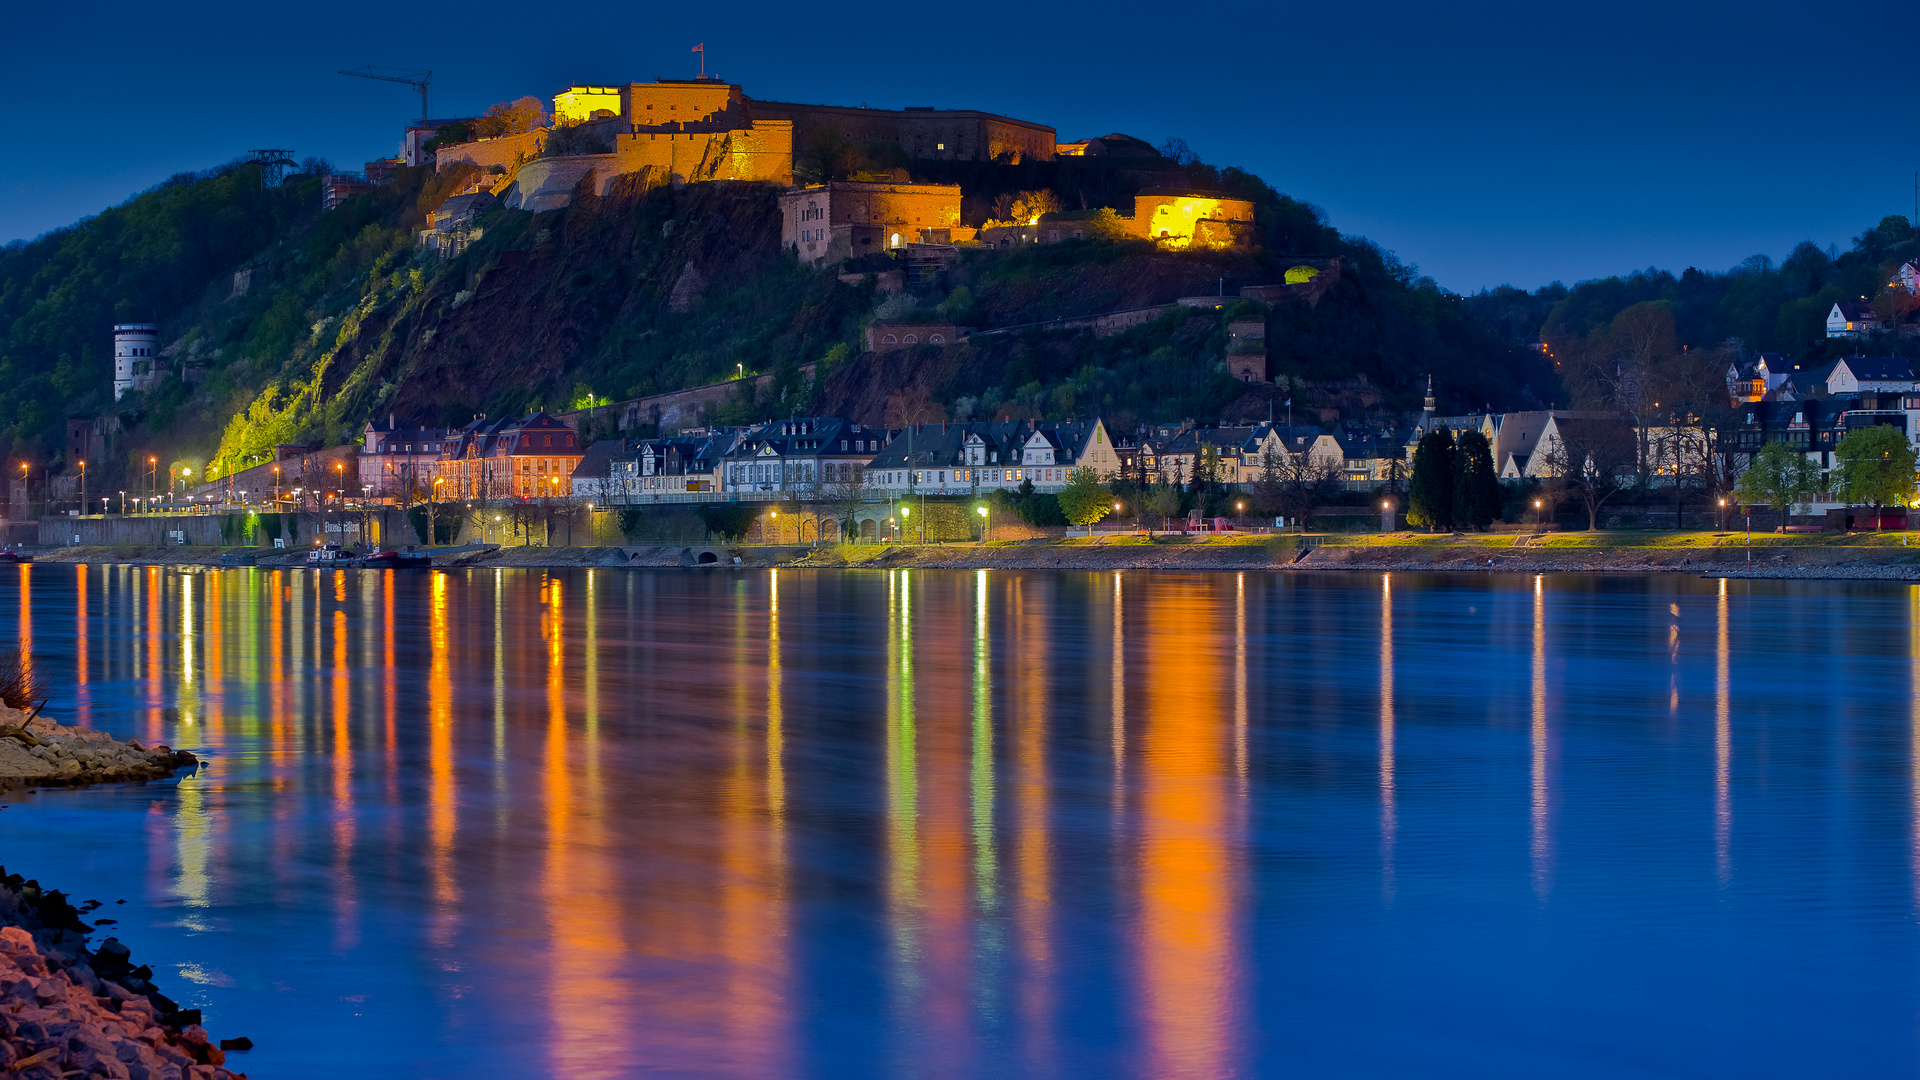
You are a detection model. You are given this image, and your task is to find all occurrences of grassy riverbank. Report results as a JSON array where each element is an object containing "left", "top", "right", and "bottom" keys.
[{"left": 789, "top": 530, "right": 1920, "bottom": 579}]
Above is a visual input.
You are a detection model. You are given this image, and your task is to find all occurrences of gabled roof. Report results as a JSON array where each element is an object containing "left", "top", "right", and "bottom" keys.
[
  {"left": 1334, "top": 431, "right": 1404, "bottom": 461},
  {"left": 1833, "top": 355, "right": 1915, "bottom": 382},
  {"left": 571, "top": 438, "right": 631, "bottom": 479}
]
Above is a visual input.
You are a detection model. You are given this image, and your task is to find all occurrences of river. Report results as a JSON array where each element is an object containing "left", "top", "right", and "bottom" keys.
[{"left": 1, "top": 566, "right": 1917, "bottom": 1077}]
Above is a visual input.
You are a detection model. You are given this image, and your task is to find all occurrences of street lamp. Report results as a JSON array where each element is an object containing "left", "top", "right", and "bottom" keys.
[
  {"left": 118, "top": 490, "right": 125, "bottom": 516},
  {"left": 976, "top": 503, "right": 989, "bottom": 542},
  {"left": 1533, "top": 498, "right": 1543, "bottom": 531}
]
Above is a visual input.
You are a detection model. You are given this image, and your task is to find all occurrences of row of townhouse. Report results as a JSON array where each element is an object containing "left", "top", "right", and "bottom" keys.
[
  {"left": 571, "top": 417, "right": 1128, "bottom": 504},
  {"left": 359, "top": 412, "right": 587, "bottom": 501},
  {"left": 861, "top": 419, "right": 1122, "bottom": 496}
]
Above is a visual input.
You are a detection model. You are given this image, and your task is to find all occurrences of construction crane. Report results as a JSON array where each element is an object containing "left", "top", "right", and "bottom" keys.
[{"left": 338, "top": 66, "right": 432, "bottom": 121}]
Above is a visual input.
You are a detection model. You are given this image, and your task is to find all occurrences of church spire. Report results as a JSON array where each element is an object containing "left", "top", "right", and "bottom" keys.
[{"left": 1422, "top": 375, "right": 1436, "bottom": 428}]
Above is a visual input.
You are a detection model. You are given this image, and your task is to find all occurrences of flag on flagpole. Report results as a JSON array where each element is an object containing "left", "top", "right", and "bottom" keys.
[{"left": 691, "top": 42, "right": 704, "bottom": 52}]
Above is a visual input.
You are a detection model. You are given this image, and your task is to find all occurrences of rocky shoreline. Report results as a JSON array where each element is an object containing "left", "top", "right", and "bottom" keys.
[
  {"left": 0, "top": 712, "right": 236, "bottom": 1078},
  {"left": 0, "top": 866, "right": 248, "bottom": 1079},
  {"left": 0, "top": 710, "right": 198, "bottom": 794}
]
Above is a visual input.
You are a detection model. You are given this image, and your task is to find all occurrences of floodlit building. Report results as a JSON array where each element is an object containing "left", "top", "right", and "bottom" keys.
[
  {"left": 780, "top": 181, "right": 964, "bottom": 265},
  {"left": 438, "top": 412, "right": 584, "bottom": 500},
  {"left": 359, "top": 417, "right": 460, "bottom": 502}
]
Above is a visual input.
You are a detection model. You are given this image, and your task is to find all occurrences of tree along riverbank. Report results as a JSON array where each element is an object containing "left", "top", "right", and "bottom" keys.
[{"left": 27, "top": 532, "right": 1920, "bottom": 580}]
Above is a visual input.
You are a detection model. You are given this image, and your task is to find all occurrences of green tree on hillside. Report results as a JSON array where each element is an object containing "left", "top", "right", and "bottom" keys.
[
  {"left": 1452, "top": 429, "right": 1500, "bottom": 530},
  {"left": 1833, "top": 425, "right": 1917, "bottom": 527},
  {"left": 1407, "top": 429, "right": 1455, "bottom": 531},
  {"left": 1057, "top": 467, "right": 1112, "bottom": 535},
  {"left": 1733, "top": 440, "right": 1819, "bottom": 533}
]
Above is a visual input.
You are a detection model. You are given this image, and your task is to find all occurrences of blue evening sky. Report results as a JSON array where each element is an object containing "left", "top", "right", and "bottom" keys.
[{"left": 1, "top": 0, "right": 1907, "bottom": 292}]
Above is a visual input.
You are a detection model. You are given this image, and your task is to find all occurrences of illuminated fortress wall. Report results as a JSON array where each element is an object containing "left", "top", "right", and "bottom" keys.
[
  {"left": 746, "top": 100, "right": 1055, "bottom": 164},
  {"left": 779, "top": 181, "right": 963, "bottom": 266},
  {"left": 436, "top": 129, "right": 548, "bottom": 175},
  {"left": 1129, "top": 192, "right": 1257, "bottom": 247},
  {"left": 442, "top": 80, "right": 1051, "bottom": 211}
]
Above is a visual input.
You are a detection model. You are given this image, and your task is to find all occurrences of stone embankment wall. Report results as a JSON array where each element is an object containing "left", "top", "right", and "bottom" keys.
[{"left": 38, "top": 508, "right": 411, "bottom": 549}]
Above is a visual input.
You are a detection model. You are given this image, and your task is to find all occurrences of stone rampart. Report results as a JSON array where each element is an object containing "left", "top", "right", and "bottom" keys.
[{"left": 436, "top": 129, "right": 547, "bottom": 174}]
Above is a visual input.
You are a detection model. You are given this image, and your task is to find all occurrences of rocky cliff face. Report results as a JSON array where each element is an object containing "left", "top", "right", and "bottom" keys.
[{"left": 210, "top": 175, "right": 868, "bottom": 467}]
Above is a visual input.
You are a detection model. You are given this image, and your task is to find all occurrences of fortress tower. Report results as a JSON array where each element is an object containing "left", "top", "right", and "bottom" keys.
[{"left": 112, "top": 323, "right": 158, "bottom": 401}]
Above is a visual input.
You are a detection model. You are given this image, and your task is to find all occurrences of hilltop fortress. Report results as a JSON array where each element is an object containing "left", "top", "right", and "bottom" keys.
[
  {"left": 435, "top": 78, "right": 1056, "bottom": 210},
  {"left": 418, "top": 76, "right": 1255, "bottom": 256}
]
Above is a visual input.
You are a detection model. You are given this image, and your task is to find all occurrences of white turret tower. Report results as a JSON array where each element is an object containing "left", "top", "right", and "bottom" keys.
[{"left": 112, "top": 323, "right": 158, "bottom": 400}]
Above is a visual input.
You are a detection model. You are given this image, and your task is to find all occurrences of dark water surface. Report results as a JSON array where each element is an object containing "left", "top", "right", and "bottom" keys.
[{"left": 1, "top": 566, "right": 1918, "bottom": 1077}]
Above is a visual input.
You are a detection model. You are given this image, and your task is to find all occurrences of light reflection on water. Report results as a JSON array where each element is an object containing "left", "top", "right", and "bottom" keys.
[{"left": 3, "top": 566, "right": 1920, "bottom": 1076}]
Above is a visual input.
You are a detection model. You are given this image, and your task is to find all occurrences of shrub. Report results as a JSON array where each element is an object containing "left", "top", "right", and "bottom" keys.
[
  {"left": 0, "top": 652, "right": 46, "bottom": 710},
  {"left": 407, "top": 501, "right": 463, "bottom": 545},
  {"left": 697, "top": 504, "right": 758, "bottom": 541}
]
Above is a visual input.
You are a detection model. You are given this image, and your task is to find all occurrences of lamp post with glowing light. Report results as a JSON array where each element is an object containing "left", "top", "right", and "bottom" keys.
[
  {"left": 77, "top": 460, "right": 85, "bottom": 517},
  {"left": 1533, "top": 498, "right": 1543, "bottom": 532},
  {"left": 977, "top": 503, "right": 989, "bottom": 542}
]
